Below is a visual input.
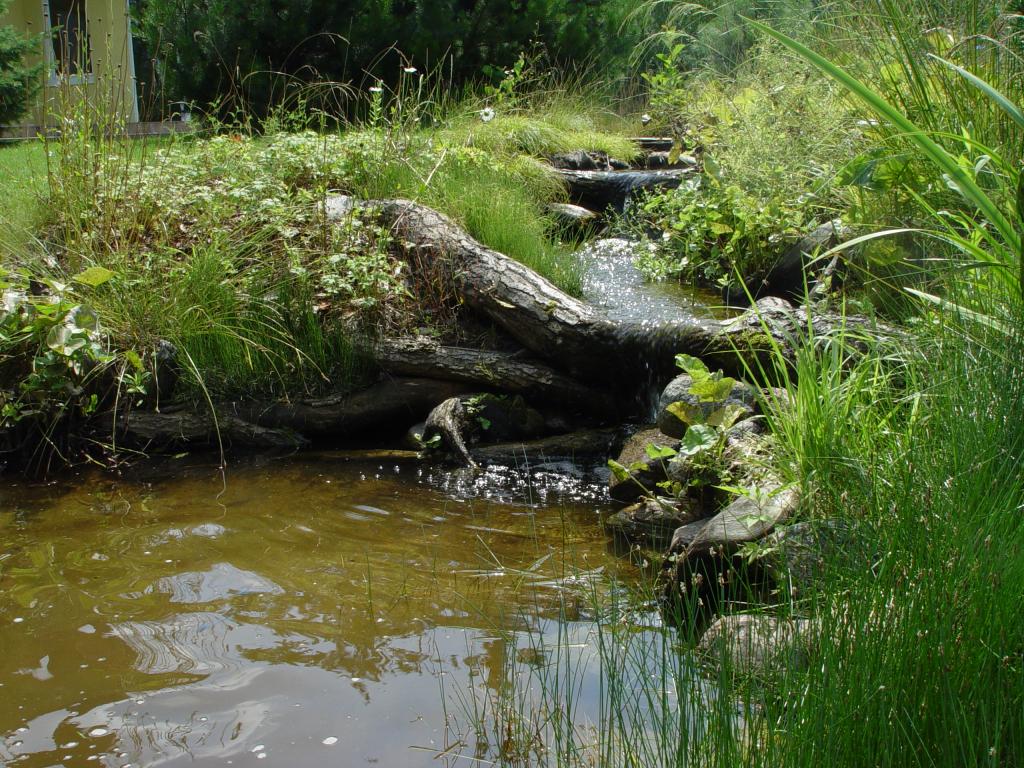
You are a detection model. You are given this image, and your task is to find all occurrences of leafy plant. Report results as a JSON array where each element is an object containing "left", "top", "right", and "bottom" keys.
[
  {"left": 0, "top": 265, "right": 128, "bottom": 448},
  {"left": 0, "top": 0, "right": 42, "bottom": 125},
  {"left": 608, "top": 354, "right": 749, "bottom": 501},
  {"left": 636, "top": 177, "right": 811, "bottom": 288}
]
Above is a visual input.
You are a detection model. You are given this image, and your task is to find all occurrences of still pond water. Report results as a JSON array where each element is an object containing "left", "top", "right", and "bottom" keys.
[{"left": 0, "top": 453, "right": 665, "bottom": 767}]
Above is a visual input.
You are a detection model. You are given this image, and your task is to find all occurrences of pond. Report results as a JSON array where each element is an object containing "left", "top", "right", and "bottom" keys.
[{"left": 0, "top": 454, "right": 676, "bottom": 767}]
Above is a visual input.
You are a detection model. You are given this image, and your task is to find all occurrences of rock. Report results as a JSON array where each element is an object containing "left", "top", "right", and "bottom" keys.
[
  {"left": 403, "top": 421, "right": 427, "bottom": 450},
  {"left": 724, "top": 219, "right": 846, "bottom": 303},
  {"left": 669, "top": 518, "right": 710, "bottom": 552},
  {"left": 661, "top": 484, "right": 800, "bottom": 621},
  {"left": 688, "top": 486, "right": 799, "bottom": 555},
  {"left": 604, "top": 496, "right": 703, "bottom": 549},
  {"left": 608, "top": 427, "right": 679, "bottom": 504},
  {"left": 548, "top": 202, "right": 601, "bottom": 232},
  {"left": 324, "top": 194, "right": 357, "bottom": 220},
  {"left": 697, "top": 613, "right": 815, "bottom": 677},
  {"left": 719, "top": 427, "right": 775, "bottom": 487},
  {"left": 764, "top": 519, "right": 868, "bottom": 598},
  {"left": 656, "top": 374, "right": 758, "bottom": 439}
]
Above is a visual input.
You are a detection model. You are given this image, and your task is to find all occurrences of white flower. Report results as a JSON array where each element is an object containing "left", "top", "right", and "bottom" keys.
[
  {"left": 403, "top": 66, "right": 417, "bottom": 74},
  {"left": 479, "top": 107, "right": 496, "bottom": 123},
  {"left": 369, "top": 86, "right": 383, "bottom": 93}
]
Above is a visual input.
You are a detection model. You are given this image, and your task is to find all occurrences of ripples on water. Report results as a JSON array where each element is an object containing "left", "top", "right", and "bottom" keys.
[
  {"left": 0, "top": 456, "right": 670, "bottom": 767},
  {"left": 578, "top": 238, "right": 729, "bottom": 328}
]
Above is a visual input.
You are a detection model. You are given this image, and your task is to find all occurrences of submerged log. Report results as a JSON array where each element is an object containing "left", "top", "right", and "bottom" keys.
[
  {"left": 373, "top": 336, "right": 616, "bottom": 414},
  {"left": 469, "top": 427, "right": 624, "bottom": 464}
]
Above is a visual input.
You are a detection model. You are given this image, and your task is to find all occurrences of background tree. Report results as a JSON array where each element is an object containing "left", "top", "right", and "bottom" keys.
[
  {"left": 0, "top": 0, "right": 43, "bottom": 125},
  {"left": 135, "top": 0, "right": 640, "bottom": 119}
]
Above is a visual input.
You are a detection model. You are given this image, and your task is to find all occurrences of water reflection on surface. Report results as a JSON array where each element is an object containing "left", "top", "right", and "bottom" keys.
[
  {"left": 0, "top": 455, "right": 654, "bottom": 767},
  {"left": 579, "top": 238, "right": 730, "bottom": 326}
]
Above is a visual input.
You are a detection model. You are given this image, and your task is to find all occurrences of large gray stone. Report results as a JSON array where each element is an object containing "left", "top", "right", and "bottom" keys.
[
  {"left": 697, "top": 613, "right": 815, "bottom": 677},
  {"left": 604, "top": 496, "right": 703, "bottom": 549},
  {"left": 656, "top": 374, "right": 758, "bottom": 439},
  {"left": 608, "top": 427, "right": 678, "bottom": 504}
]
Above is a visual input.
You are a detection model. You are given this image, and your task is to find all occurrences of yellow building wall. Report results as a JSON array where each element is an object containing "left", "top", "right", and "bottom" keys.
[{"left": 1, "top": 0, "right": 139, "bottom": 127}]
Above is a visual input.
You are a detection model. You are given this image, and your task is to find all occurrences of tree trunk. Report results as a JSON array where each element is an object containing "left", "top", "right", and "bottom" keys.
[
  {"left": 373, "top": 336, "right": 617, "bottom": 414},
  {"left": 234, "top": 377, "right": 473, "bottom": 438}
]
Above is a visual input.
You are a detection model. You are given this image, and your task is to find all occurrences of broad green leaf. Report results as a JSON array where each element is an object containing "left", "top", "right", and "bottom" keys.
[
  {"left": 689, "top": 373, "right": 736, "bottom": 403},
  {"left": 708, "top": 222, "right": 734, "bottom": 236},
  {"left": 667, "top": 400, "right": 703, "bottom": 426},
  {"left": 70, "top": 306, "right": 98, "bottom": 332},
  {"left": 73, "top": 266, "right": 116, "bottom": 288},
  {"left": 674, "top": 354, "right": 707, "bottom": 377},
  {"left": 645, "top": 443, "right": 678, "bottom": 460},
  {"left": 680, "top": 424, "right": 718, "bottom": 456},
  {"left": 607, "top": 459, "right": 631, "bottom": 482},
  {"left": 702, "top": 153, "right": 724, "bottom": 183},
  {"left": 46, "top": 324, "right": 87, "bottom": 355},
  {"left": 706, "top": 404, "right": 747, "bottom": 430}
]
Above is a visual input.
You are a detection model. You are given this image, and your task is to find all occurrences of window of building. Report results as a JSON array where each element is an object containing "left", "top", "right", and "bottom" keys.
[{"left": 44, "top": 0, "right": 92, "bottom": 79}]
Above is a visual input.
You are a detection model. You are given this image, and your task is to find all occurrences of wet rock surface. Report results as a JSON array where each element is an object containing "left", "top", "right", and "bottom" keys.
[
  {"left": 608, "top": 427, "right": 678, "bottom": 504},
  {"left": 604, "top": 496, "right": 703, "bottom": 549}
]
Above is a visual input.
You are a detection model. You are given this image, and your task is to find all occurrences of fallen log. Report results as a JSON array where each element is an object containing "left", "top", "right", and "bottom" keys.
[
  {"left": 371, "top": 198, "right": 622, "bottom": 380},
  {"left": 373, "top": 336, "right": 617, "bottom": 414},
  {"left": 361, "top": 198, "right": 893, "bottom": 385},
  {"left": 100, "top": 409, "right": 308, "bottom": 452},
  {"left": 556, "top": 167, "right": 695, "bottom": 211},
  {"left": 423, "top": 397, "right": 477, "bottom": 466},
  {"left": 234, "top": 377, "right": 473, "bottom": 438}
]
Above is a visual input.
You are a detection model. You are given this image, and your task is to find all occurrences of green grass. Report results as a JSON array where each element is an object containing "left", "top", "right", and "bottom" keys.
[
  {"left": 0, "top": 92, "right": 638, "bottom": 412},
  {"left": 0, "top": 141, "right": 48, "bottom": 258}
]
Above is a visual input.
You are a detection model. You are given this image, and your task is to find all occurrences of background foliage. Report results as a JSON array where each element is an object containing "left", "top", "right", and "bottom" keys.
[
  {"left": 0, "top": 0, "right": 42, "bottom": 125},
  {"left": 135, "top": 0, "right": 643, "bottom": 117}
]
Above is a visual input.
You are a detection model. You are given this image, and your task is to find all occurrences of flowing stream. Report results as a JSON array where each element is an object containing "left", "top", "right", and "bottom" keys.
[
  {"left": 578, "top": 238, "right": 729, "bottom": 327},
  {"left": 0, "top": 455, "right": 676, "bottom": 767}
]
